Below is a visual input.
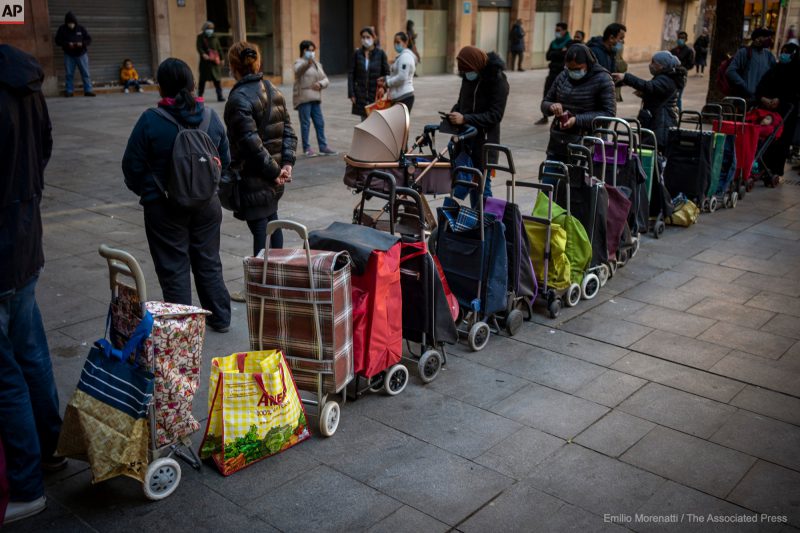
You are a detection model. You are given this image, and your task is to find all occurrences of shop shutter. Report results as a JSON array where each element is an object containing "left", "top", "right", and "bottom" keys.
[{"left": 48, "top": 0, "right": 154, "bottom": 87}]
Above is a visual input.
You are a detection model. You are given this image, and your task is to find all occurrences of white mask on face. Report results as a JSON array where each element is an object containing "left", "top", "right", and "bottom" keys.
[
  {"left": 304, "top": 50, "right": 315, "bottom": 60},
  {"left": 362, "top": 37, "right": 374, "bottom": 48}
]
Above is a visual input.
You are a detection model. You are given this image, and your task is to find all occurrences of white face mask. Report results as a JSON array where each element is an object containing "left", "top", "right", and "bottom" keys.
[
  {"left": 362, "top": 37, "right": 374, "bottom": 48},
  {"left": 304, "top": 50, "right": 315, "bottom": 60}
]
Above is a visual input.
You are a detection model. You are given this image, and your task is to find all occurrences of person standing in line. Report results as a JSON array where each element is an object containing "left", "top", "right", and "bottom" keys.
[
  {"left": 586, "top": 23, "right": 626, "bottom": 73},
  {"left": 727, "top": 27, "right": 777, "bottom": 104},
  {"left": 348, "top": 27, "right": 390, "bottom": 121},
  {"left": 383, "top": 32, "right": 416, "bottom": 111},
  {"left": 670, "top": 31, "right": 695, "bottom": 71},
  {"left": 224, "top": 42, "right": 297, "bottom": 302},
  {"left": 509, "top": 18, "right": 526, "bottom": 72},
  {"left": 197, "top": 21, "right": 226, "bottom": 102},
  {"left": 536, "top": 22, "right": 572, "bottom": 125},
  {"left": 694, "top": 28, "right": 710, "bottom": 76},
  {"left": 0, "top": 44, "right": 64, "bottom": 525},
  {"left": 122, "top": 58, "right": 232, "bottom": 332},
  {"left": 54, "top": 12, "right": 95, "bottom": 97},
  {"left": 293, "top": 40, "right": 335, "bottom": 157},
  {"left": 573, "top": 30, "right": 586, "bottom": 43}
]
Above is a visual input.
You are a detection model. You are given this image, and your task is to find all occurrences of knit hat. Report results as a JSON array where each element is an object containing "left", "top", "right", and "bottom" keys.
[
  {"left": 457, "top": 46, "right": 489, "bottom": 72},
  {"left": 652, "top": 50, "right": 681, "bottom": 69}
]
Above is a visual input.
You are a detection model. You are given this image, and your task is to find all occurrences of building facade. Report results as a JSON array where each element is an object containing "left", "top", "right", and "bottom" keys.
[{"left": 1, "top": 0, "right": 797, "bottom": 96}]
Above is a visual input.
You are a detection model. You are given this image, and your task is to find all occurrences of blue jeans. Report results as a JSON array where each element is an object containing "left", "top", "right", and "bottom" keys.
[
  {"left": 297, "top": 102, "right": 328, "bottom": 151},
  {"left": 64, "top": 53, "right": 92, "bottom": 94},
  {"left": 123, "top": 79, "right": 141, "bottom": 91},
  {"left": 0, "top": 275, "right": 61, "bottom": 501}
]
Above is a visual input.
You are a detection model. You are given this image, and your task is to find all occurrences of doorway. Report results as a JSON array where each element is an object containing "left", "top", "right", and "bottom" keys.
[
  {"left": 320, "top": 0, "right": 353, "bottom": 75},
  {"left": 476, "top": 8, "right": 510, "bottom": 59}
]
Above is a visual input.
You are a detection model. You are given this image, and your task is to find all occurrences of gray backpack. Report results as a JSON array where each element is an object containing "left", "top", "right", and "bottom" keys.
[{"left": 154, "top": 107, "right": 222, "bottom": 209}]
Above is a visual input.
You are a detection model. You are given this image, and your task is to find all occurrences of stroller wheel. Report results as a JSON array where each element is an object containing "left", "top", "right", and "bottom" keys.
[
  {"left": 143, "top": 458, "right": 181, "bottom": 501},
  {"left": 548, "top": 298, "right": 562, "bottom": 319},
  {"left": 708, "top": 197, "right": 718, "bottom": 213},
  {"left": 505, "top": 309, "right": 525, "bottom": 336},
  {"left": 730, "top": 191, "right": 739, "bottom": 208},
  {"left": 566, "top": 283, "right": 581, "bottom": 307},
  {"left": 598, "top": 264, "right": 611, "bottom": 286},
  {"left": 468, "top": 321, "right": 491, "bottom": 351},
  {"left": 319, "top": 401, "right": 341, "bottom": 437},
  {"left": 418, "top": 350, "right": 443, "bottom": 384},
  {"left": 582, "top": 273, "right": 600, "bottom": 300},
  {"left": 384, "top": 364, "right": 409, "bottom": 396}
]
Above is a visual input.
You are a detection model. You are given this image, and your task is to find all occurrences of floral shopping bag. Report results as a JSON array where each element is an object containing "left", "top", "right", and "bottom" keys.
[{"left": 200, "top": 351, "right": 310, "bottom": 475}]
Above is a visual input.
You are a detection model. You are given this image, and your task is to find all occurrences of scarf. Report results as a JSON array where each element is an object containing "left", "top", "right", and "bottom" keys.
[{"left": 551, "top": 32, "right": 572, "bottom": 50}]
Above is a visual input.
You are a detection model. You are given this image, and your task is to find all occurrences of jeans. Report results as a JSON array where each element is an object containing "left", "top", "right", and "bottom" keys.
[
  {"left": 64, "top": 53, "right": 92, "bottom": 94},
  {"left": 247, "top": 213, "right": 283, "bottom": 256},
  {"left": 297, "top": 102, "right": 329, "bottom": 151},
  {"left": 123, "top": 79, "right": 141, "bottom": 91},
  {"left": 143, "top": 196, "right": 231, "bottom": 329},
  {"left": 0, "top": 275, "right": 62, "bottom": 502}
]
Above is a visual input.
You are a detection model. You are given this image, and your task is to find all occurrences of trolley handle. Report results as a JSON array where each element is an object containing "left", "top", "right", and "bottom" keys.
[
  {"left": 482, "top": 143, "right": 516, "bottom": 175},
  {"left": 680, "top": 110, "right": 704, "bottom": 132},
  {"left": 638, "top": 128, "right": 659, "bottom": 154},
  {"left": 99, "top": 244, "right": 148, "bottom": 306},
  {"left": 567, "top": 143, "right": 595, "bottom": 182},
  {"left": 393, "top": 186, "right": 426, "bottom": 236},
  {"left": 538, "top": 160, "right": 571, "bottom": 216}
]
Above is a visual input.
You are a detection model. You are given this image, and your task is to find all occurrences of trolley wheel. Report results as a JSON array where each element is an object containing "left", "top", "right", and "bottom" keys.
[
  {"left": 581, "top": 273, "right": 600, "bottom": 300},
  {"left": 631, "top": 238, "right": 640, "bottom": 258},
  {"left": 505, "top": 309, "right": 524, "bottom": 336},
  {"left": 702, "top": 198, "right": 710, "bottom": 212},
  {"left": 566, "top": 283, "right": 581, "bottom": 307},
  {"left": 738, "top": 185, "right": 746, "bottom": 200},
  {"left": 609, "top": 260, "right": 617, "bottom": 276},
  {"left": 384, "top": 364, "right": 409, "bottom": 396},
  {"left": 468, "top": 321, "right": 491, "bottom": 351},
  {"left": 653, "top": 219, "right": 666, "bottom": 239},
  {"left": 319, "top": 401, "right": 340, "bottom": 437},
  {"left": 598, "top": 264, "right": 610, "bottom": 286},
  {"left": 143, "top": 458, "right": 181, "bottom": 501},
  {"left": 746, "top": 179, "right": 755, "bottom": 192},
  {"left": 548, "top": 298, "right": 562, "bottom": 319},
  {"left": 418, "top": 350, "right": 443, "bottom": 384},
  {"left": 368, "top": 376, "right": 384, "bottom": 393},
  {"left": 770, "top": 175, "right": 780, "bottom": 188},
  {"left": 730, "top": 191, "right": 739, "bottom": 208},
  {"left": 708, "top": 197, "right": 718, "bottom": 213}
]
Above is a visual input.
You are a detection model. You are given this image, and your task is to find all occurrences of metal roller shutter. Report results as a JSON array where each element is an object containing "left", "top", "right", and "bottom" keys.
[{"left": 48, "top": 0, "right": 154, "bottom": 87}]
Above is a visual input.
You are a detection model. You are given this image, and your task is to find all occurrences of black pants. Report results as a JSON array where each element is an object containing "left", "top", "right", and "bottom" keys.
[
  {"left": 247, "top": 212, "right": 283, "bottom": 256},
  {"left": 144, "top": 196, "right": 231, "bottom": 328},
  {"left": 198, "top": 76, "right": 223, "bottom": 100},
  {"left": 510, "top": 51, "right": 524, "bottom": 70},
  {"left": 393, "top": 93, "right": 415, "bottom": 112}
]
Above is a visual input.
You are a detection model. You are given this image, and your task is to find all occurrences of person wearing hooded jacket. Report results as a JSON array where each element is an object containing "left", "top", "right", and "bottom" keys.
[
  {"left": 383, "top": 31, "right": 416, "bottom": 111},
  {"left": 0, "top": 45, "right": 62, "bottom": 525},
  {"left": 447, "top": 45, "right": 510, "bottom": 192},
  {"left": 122, "top": 58, "right": 232, "bottom": 332},
  {"left": 613, "top": 51, "right": 686, "bottom": 149},
  {"left": 586, "top": 23, "right": 626, "bottom": 74},
  {"left": 541, "top": 43, "right": 616, "bottom": 161},
  {"left": 53, "top": 12, "right": 94, "bottom": 97}
]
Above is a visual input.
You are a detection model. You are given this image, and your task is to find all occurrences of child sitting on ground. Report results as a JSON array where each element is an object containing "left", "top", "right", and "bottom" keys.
[{"left": 120, "top": 59, "right": 142, "bottom": 93}]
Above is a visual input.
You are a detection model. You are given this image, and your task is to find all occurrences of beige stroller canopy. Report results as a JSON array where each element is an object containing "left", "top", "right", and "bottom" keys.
[{"left": 348, "top": 104, "right": 410, "bottom": 162}]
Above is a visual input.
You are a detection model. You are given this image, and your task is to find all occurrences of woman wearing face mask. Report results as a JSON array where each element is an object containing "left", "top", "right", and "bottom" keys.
[
  {"left": 382, "top": 32, "right": 416, "bottom": 111},
  {"left": 754, "top": 43, "right": 800, "bottom": 181},
  {"left": 197, "top": 21, "right": 225, "bottom": 102},
  {"left": 541, "top": 43, "right": 616, "bottom": 162},
  {"left": 293, "top": 40, "right": 335, "bottom": 157},
  {"left": 348, "top": 27, "right": 390, "bottom": 120},
  {"left": 611, "top": 51, "right": 686, "bottom": 149}
]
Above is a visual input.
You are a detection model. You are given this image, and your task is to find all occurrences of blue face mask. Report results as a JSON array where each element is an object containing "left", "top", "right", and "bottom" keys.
[
  {"left": 614, "top": 42, "right": 624, "bottom": 52},
  {"left": 465, "top": 71, "right": 479, "bottom": 81},
  {"left": 780, "top": 53, "right": 793, "bottom": 63},
  {"left": 568, "top": 68, "right": 587, "bottom": 80},
  {"left": 677, "top": 39, "right": 686, "bottom": 46},
  {"left": 395, "top": 44, "right": 403, "bottom": 54}
]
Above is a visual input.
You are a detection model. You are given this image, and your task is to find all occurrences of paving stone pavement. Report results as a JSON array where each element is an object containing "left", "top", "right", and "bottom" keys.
[{"left": 7, "top": 63, "right": 800, "bottom": 532}]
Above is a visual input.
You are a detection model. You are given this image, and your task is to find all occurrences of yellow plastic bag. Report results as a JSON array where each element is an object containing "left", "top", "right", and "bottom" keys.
[
  {"left": 200, "top": 351, "right": 310, "bottom": 476},
  {"left": 666, "top": 198, "right": 700, "bottom": 227}
]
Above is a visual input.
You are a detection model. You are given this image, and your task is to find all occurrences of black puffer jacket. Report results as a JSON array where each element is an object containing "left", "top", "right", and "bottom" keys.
[
  {"left": 541, "top": 62, "right": 616, "bottom": 133},
  {"left": 225, "top": 73, "right": 297, "bottom": 220},
  {"left": 451, "top": 52, "right": 509, "bottom": 170},
  {"left": 623, "top": 67, "right": 687, "bottom": 148},
  {"left": 0, "top": 45, "right": 52, "bottom": 293},
  {"left": 348, "top": 47, "right": 390, "bottom": 116}
]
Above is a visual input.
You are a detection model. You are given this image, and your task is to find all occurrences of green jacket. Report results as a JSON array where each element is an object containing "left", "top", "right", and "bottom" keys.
[{"left": 197, "top": 34, "right": 223, "bottom": 81}]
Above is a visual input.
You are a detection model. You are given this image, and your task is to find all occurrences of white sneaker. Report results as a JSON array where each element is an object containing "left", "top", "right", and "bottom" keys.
[
  {"left": 124, "top": 88, "right": 129, "bottom": 94},
  {"left": 137, "top": 87, "right": 144, "bottom": 93},
  {"left": 4, "top": 496, "right": 47, "bottom": 524}
]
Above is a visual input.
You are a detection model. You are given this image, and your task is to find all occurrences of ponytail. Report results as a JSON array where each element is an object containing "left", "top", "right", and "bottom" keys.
[{"left": 156, "top": 58, "right": 197, "bottom": 110}]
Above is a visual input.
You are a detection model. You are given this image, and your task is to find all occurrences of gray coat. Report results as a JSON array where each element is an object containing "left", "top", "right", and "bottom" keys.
[{"left": 541, "top": 63, "right": 616, "bottom": 133}]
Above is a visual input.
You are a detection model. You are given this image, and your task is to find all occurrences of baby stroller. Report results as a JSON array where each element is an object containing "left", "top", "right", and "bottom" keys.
[
  {"left": 747, "top": 104, "right": 794, "bottom": 188},
  {"left": 435, "top": 166, "right": 508, "bottom": 350},
  {"left": 308, "top": 220, "right": 409, "bottom": 397},
  {"left": 354, "top": 171, "right": 458, "bottom": 383},
  {"left": 243, "top": 221, "right": 354, "bottom": 437},
  {"left": 663, "top": 110, "right": 713, "bottom": 209},
  {"left": 483, "top": 143, "right": 538, "bottom": 332},
  {"left": 57, "top": 245, "right": 206, "bottom": 501}
]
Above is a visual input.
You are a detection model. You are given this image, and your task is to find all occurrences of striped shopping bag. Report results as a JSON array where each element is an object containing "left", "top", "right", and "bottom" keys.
[{"left": 200, "top": 351, "right": 310, "bottom": 476}]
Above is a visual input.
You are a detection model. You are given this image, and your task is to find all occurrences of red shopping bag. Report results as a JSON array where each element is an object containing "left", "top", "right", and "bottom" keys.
[{"left": 351, "top": 243, "right": 403, "bottom": 378}]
